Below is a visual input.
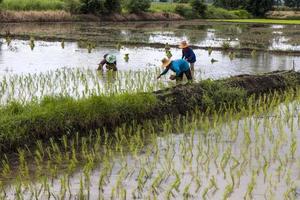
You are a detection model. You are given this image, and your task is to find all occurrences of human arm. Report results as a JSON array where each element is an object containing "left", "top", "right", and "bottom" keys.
[
  {"left": 157, "top": 68, "right": 169, "bottom": 79},
  {"left": 97, "top": 59, "right": 107, "bottom": 71}
]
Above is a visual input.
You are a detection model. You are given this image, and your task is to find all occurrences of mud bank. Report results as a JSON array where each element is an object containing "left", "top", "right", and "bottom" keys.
[
  {"left": 0, "top": 11, "right": 183, "bottom": 23},
  {"left": 0, "top": 70, "right": 299, "bottom": 154}
]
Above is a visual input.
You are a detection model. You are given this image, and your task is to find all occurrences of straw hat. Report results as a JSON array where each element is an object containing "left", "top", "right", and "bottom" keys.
[
  {"left": 179, "top": 41, "right": 189, "bottom": 49},
  {"left": 161, "top": 58, "right": 172, "bottom": 68},
  {"left": 106, "top": 54, "right": 117, "bottom": 64}
]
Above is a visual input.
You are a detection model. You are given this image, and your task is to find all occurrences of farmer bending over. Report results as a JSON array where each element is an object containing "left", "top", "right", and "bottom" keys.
[
  {"left": 98, "top": 54, "right": 117, "bottom": 71},
  {"left": 157, "top": 58, "right": 193, "bottom": 82},
  {"left": 179, "top": 41, "right": 196, "bottom": 71}
]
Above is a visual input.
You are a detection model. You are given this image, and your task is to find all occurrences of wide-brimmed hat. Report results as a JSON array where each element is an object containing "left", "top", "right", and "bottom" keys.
[
  {"left": 106, "top": 54, "right": 116, "bottom": 64},
  {"left": 161, "top": 58, "right": 172, "bottom": 68},
  {"left": 179, "top": 41, "right": 189, "bottom": 49}
]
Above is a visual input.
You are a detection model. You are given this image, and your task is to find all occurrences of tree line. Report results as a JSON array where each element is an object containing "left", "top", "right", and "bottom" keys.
[{"left": 213, "top": 0, "right": 300, "bottom": 16}]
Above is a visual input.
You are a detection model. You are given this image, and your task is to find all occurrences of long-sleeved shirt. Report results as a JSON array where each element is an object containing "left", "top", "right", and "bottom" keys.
[
  {"left": 182, "top": 47, "right": 196, "bottom": 63},
  {"left": 160, "top": 59, "right": 190, "bottom": 77}
]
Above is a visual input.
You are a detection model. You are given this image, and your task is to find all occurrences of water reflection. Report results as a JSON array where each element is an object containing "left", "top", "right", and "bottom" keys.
[
  {"left": 0, "top": 39, "right": 299, "bottom": 79},
  {"left": 1, "top": 21, "right": 300, "bottom": 51}
]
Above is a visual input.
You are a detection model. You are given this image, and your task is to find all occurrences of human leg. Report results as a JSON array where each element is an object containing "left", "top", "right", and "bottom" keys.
[
  {"left": 176, "top": 72, "right": 184, "bottom": 82},
  {"left": 184, "top": 69, "right": 193, "bottom": 81},
  {"left": 190, "top": 62, "right": 195, "bottom": 72}
]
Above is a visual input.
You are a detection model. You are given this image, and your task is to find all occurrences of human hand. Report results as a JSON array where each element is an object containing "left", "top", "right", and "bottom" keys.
[{"left": 169, "top": 75, "right": 176, "bottom": 80}]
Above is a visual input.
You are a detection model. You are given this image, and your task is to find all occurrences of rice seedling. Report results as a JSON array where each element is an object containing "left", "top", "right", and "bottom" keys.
[
  {"left": 124, "top": 53, "right": 129, "bottom": 62},
  {"left": 208, "top": 47, "right": 213, "bottom": 56},
  {"left": 61, "top": 39, "right": 65, "bottom": 49},
  {"left": 29, "top": 36, "right": 35, "bottom": 50},
  {"left": 0, "top": 68, "right": 298, "bottom": 199}
]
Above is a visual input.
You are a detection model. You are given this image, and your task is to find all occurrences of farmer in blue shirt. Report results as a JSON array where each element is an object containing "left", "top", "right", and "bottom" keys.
[
  {"left": 179, "top": 41, "right": 196, "bottom": 71},
  {"left": 157, "top": 58, "right": 193, "bottom": 82}
]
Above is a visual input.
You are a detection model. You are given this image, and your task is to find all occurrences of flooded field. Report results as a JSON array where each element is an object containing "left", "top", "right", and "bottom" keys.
[
  {"left": 0, "top": 21, "right": 299, "bottom": 200},
  {"left": 0, "top": 90, "right": 299, "bottom": 200},
  {"left": 1, "top": 21, "right": 300, "bottom": 50},
  {"left": 0, "top": 39, "right": 299, "bottom": 76}
]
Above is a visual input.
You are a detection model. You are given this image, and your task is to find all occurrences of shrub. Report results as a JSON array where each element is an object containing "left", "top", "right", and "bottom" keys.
[
  {"left": 123, "top": 0, "right": 151, "bottom": 13},
  {"left": 79, "top": 0, "right": 106, "bottom": 14},
  {"left": 229, "top": 9, "right": 252, "bottom": 18},
  {"left": 206, "top": 5, "right": 238, "bottom": 19},
  {"left": 64, "top": 0, "right": 81, "bottom": 14},
  {"left": 175, "top": 4, "right": 195, "bottom": 18},
  {"left": 104, "top": 0, "right": 121, "bottom": 13},
  {"left": 190, "top": 0, "right": 207, "bottom": 18}
]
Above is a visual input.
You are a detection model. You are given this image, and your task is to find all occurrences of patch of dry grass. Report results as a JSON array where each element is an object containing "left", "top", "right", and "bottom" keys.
[{"left": 0, "top": 10, "right": 73, "bottom": 22}]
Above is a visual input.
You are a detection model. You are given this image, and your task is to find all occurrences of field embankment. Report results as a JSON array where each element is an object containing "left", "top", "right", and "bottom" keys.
[
  {"left": 0, "top": 70, "right": 299, "bottom": 153},
  {"left": 0, "top": 10, "right": 183, "bottom": 23},
  {"left": 215, "top": 18, "right": 300, "bottom": 25}
]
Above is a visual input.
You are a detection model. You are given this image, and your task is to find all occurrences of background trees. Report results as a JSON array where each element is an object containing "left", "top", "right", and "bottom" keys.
[
  {"left": 213, "top": 0, "right": 275, "bottom": 16},
  {"left": 285, "top": 0, "right": 300, "bottom": 9},
  {"left": 122, "top": 0, "right": 151, "bottom": 13}
]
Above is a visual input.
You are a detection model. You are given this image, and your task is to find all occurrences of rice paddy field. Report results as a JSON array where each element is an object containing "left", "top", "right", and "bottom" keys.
[{"left": 0, "top": 20, "right": 299, "bottom": 200}]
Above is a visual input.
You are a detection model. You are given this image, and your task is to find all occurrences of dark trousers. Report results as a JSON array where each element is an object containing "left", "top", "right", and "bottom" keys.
[{"left": 176, "top": 69, "right": 193, "bottom": 81}]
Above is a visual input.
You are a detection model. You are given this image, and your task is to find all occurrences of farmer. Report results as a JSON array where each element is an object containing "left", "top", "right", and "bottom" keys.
[
  {"left": 157, "top": 58, "right": 193, "bottom": 82},
  {"left": 179, "top": 41, "right": 196, "bottom": 71},
  {"left": 97, "top": 54, "right": 117, "bottom": 71}
]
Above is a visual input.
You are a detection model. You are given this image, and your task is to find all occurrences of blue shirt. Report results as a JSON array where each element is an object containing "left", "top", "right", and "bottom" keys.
[
  {"left": 160, "top": 59, "right": 190, "bottom": 76},
  {"left": 182, "top": 47, "right": 196, "bottom": 63}
]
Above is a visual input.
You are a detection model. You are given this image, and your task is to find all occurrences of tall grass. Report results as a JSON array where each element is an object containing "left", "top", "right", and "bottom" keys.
[{"left": 0, "top": 0, "right": 65, "bottom": 11}]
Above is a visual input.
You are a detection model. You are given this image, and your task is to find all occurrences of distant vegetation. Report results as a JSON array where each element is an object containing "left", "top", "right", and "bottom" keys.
[
  {"left": 215, "top": 18, "right": 300, "bottom": 25},
  {"left": 0, "top": 0, "right": 65, "bottom": 11},
  {"left": 160, "top": 2, "right": 251, "bottom": 19},
  {"left": 0, "top": 0, "right": 151, "bottom": 14},
  {"left": 1, "top": 0, "right": 298, "bottom": 20}
]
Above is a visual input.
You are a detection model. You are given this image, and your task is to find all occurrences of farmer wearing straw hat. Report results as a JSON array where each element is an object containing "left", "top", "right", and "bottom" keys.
[
  {"left": 98, "top": 54, "right": 117, "bottom": 71},
  {"left": 157, "top": 58, "right": 193, "bottom": 82},
  {"left": 179, "top": 41, "right": 196, "bottom": 71}
]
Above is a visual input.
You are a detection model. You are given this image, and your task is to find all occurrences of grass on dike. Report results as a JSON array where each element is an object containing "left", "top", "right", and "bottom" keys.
[
  {"left": 0, "top": 0, "right": 65, "bottom": 11},
  {"left": 214, "top": 19, "right": 300, "bottom": 25},
  {"left": 149, "top": 2, "right": 188, "bottom": 13}
]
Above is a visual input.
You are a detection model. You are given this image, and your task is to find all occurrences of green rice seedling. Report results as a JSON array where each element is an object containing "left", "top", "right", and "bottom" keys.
[
  {"left": 116, "top": 43, "right": 122, "bottom": 51},
  {"left": 86, "top": 41, "right": 95, "bottom": 54},
  {"left": 61, "top": 40, "right": 65, "bottom": 49},
  {"left": 244, "top": 170, "right": 257, "bottom": 199},
  {"left": 150, "top": 171, "right": 164, "bottom": 195},
  {"left": 124, "top": 53, "right": 129, "bottom": 62},
  {"left": 1, "top": 156, "right": 11, "bottom": 177},
  {"left": 208, "top": 47, "right": 213, "bottom": 55},
  {"left": 223, "top": 182, "right": 234, "bottom": 200},
  {"left": 290, "top": 137, "right": 297, "bottom": 159},
  {"left": 183, "top": 183, "right": 191, "bottom": 200},
  {"left": 5, "top": 36, "right": 11, "bottom": 46},
  {"left": 251, "top": 49, "right": 257, "bottom": 57},
  {"left": 228, "top": 52, "right": 235, "bottom": 60},
  {"left": 29, "top": 37, "right": 35, "bottom": 51},
  {"left": 222, "top": 41, "right": 231, "bottom": 50}
]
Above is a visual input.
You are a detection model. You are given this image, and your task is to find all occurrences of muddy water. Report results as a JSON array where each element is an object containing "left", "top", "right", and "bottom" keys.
[
  {"left": 1, "top": 21, "right": 300, "bottom": 50},
  {"left": 0, "top": 39, "right": 299, "bottom": 78}
]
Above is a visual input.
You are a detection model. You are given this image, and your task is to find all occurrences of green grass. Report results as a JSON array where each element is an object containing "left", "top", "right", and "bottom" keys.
[
  {"left": 0, "top": 0, "right": 65, "bottom": 11},
  {"left": 149, "top": 3, "right": 251, "bottom": 19},
  {"left": 206, "top": 5, "right": 251, "bottom": 19},
  {"left": 214, "top": 19, "right": 300, "bottom": 25},
  {"left": 0, "top": 93, "right": 157, "bottom": 152},
  {"left": 149, "top": 2, "right": 188, "bottom": 13}
]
